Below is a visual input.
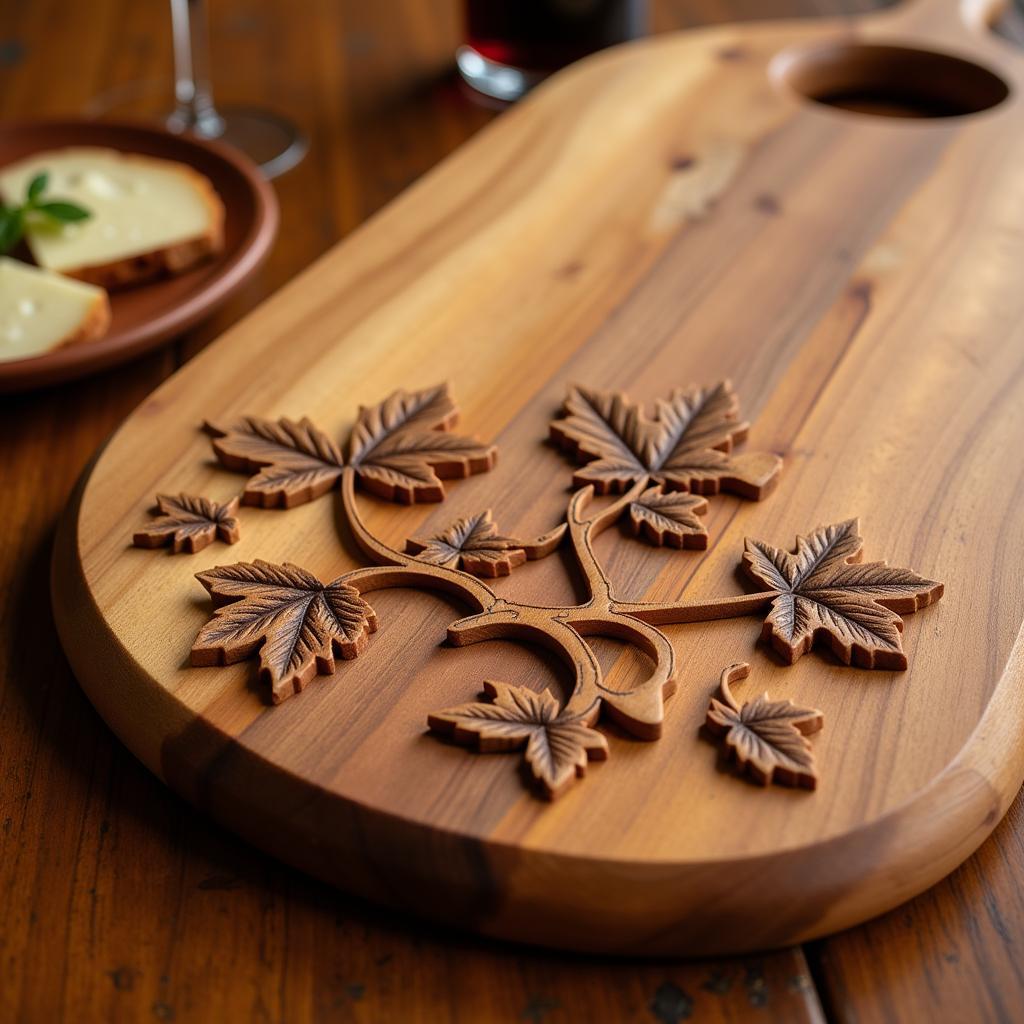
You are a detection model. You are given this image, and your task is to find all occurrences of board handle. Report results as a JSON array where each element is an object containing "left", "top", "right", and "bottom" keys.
[
  {"left": 958, "top": 0, "right": 1015, "bottom": 32},
  {"left": 863, "top": 0, "right": 1020, "bottom": 64}
]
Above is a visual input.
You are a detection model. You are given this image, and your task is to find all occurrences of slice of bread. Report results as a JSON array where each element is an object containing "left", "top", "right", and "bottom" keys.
[
  {"left": 0, "top": 147, "right": 225, "bottom": 289},
  {"left": 0, "top": 256, "right": 111, "bottom": 362}
]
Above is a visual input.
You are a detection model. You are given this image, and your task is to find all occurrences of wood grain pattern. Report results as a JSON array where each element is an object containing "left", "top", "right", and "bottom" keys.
[
  {"left": 7, "top": 0, "right": 1024, "bottom": 1019},
  {"left": 47, "top": 0, "right": 1024, "bottom": 956}
]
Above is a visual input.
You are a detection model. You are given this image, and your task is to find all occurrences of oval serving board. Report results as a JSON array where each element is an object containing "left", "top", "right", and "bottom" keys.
[{"left": 53, "top": 0, "right": 1024, "bottom": 955}]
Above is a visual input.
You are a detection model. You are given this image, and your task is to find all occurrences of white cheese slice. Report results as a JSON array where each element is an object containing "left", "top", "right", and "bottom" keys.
[
  {"left": 0, "top": 257, "right": 111, "bottom": 362},
  {"left": 0, "top": 147, "right": 224, "bottom": 287}
]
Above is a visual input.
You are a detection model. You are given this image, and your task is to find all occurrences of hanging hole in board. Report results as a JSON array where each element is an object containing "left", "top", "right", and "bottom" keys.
[{"left": 771, "top": 42, "right": 1009, "bottom": 118}]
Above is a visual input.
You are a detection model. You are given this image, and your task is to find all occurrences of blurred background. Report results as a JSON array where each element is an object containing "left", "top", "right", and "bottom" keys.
[
  {"left": 4, "top": 0, "right": 926, "bottom": 361},
  {"left": 6, "top": 0, "right": 1023, "bottom": 362}
]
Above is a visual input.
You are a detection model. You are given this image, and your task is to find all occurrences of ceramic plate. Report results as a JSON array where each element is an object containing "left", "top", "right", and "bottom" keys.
[{"left": 0, "top": 119, "right": 278, "bottom": 391}]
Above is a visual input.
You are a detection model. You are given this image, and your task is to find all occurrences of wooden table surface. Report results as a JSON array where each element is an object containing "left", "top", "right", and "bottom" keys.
[{"left": 3, "top": 1, "right": 1022, "bottom": 1020}]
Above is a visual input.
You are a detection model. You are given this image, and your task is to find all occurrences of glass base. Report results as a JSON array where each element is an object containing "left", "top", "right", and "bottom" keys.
[
  {"left": 169, "top": 106, "right": 307, "bottom": 180},
  {"left": 456, "top": 46, "right": 544, "bottom": 103},
  {"left": 85, "top": 81, "right": 306, "bottom": 180}
]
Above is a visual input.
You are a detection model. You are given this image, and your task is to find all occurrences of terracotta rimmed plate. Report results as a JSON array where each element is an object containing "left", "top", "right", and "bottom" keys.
[{"left": 0, "top": 119, "right": 278, "bottom": 391}]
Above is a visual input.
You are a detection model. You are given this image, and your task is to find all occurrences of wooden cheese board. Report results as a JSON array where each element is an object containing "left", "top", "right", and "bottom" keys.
[{"left": 52, "top": 0, "right": 1024, "bottom": 955}]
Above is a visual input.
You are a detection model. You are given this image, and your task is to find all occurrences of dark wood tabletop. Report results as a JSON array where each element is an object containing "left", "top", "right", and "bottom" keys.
[{"left": 3, "top": 1, "right": 1022, "bottom": 1021}]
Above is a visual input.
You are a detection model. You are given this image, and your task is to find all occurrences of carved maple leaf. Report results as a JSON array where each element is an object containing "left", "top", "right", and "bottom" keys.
[
  {"left": 627, "top": 486, "right": 709, "bottom": 549},
  {"left": 207, "top": 383, "right": 495, "bottom": 508},
  {"left": 742, "top": 519, "right": 944, "bottom": 670},
  {"left": 550, "top": 387, "right": 650, "bottom": 492},
  {"left": 191, "top": 560, "right": 378, "bottom": 704},
  {"left": 347, "top": 384, "right": 496, "bottom": 503},
  {"left": 132, "top": 493, "right": 240, "bottom": 554},
  {"left": 405, "top": 510, "right": 567, "bottom": 577},
  {"left": 406, "top": 510, "right": 526, "bottom": 577},
  {"left": 705, "top": 663, "right": 823, "bottom": 789},
  {"left": 207, "top": 416, "right": 346, "bottom": 508},
  {"left": 428, "top": 681, "right": 608, "bottom": 799},
  {"left": 550, "top": 381, "right": 781, "bottom": 499}
]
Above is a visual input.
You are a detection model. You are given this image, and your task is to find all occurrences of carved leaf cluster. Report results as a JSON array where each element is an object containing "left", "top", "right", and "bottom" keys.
[
  {"left": 705, "top": 664, "right": 823, "bottom": 789},
  {"left": 207, "top": 383, "right": 495, "bottom": 508},
  {"left": 743, "top": 519, "right": 944, "bottom": 670},
  {"left": 133, "top": 493, "right": 240, "bottom": 554},
  {"left": 178, "top": 376, "right": 947, "bottom": 801},
  {"left": 191, "top": 560, "right": 378, "bottom": 704},
  {"left": 550, "top": 381, "right": 782, "bottom": 507},
  {"left": 428, "top": 681, "right": 608, "bottom": 799}
]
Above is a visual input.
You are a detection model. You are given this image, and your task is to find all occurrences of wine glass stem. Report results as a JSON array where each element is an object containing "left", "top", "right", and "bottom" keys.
[{"left": 169, "top": 0, "right": 224, "bottom": 136}]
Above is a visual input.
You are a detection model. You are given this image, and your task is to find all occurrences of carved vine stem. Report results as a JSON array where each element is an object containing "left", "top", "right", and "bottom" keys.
[
  {"left": 336, "top": 467, "right": 775, "bottom": 741},
  {"left": 338, "top": 467, "right": 609, "bottom": 727},
  {"left": 338, "top": 467, "right": 495, "bottom": 610},
  {"left": 613, "top": 592, "right": 775, "bottom": 624}
]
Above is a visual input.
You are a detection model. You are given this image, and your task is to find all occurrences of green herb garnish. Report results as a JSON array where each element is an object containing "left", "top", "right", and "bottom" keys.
[{"left": 0, "top": 172, "right": 91, "bottom": 255}]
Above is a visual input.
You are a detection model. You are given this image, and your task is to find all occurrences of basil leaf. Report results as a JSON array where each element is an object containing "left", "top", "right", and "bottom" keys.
[
  {"left": 27, "top": 172, "right": 48, "bottom": 202},
  {"left": 36, "top": 201, "right": 90, "bottom": 223},
  {"left": 0, "top": 208, "right": 23, "bottom": 253}
]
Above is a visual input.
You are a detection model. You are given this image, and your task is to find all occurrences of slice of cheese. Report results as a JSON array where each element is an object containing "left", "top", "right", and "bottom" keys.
[
  {"left": 0, "top": 257, "right": 111, "bottom": 362},
  {"left": 0, "top": 147, "right": 224, "bottom": 288}
]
